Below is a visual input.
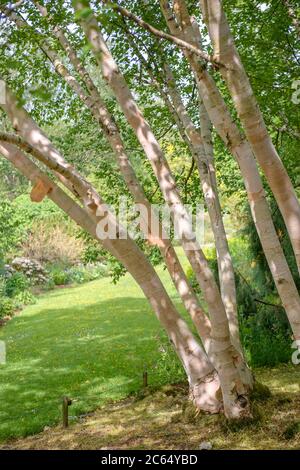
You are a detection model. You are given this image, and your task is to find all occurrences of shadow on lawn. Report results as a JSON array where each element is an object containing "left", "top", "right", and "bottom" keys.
[{"left": 0, "top": 295, "right": 182, "bottom": 441}]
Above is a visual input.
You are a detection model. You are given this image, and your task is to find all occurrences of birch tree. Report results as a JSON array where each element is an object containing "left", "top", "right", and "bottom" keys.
[
  {"left": 1, "top": 0, "right": 299, "bottom": 420},
  {"left": 74, "top": 0, "right": 253, "bottom": 418}
]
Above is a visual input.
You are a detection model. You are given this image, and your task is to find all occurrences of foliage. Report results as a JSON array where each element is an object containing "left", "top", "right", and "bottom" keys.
[
  {"left": 0, "top": 194, "right": 68, "bottom": 262},
  {"left": 49, "top": 267, "right": 69, "bottom": 287},
  {"left": 149, "top": 331, "right": 185, "bottom": 385},
  {"left": 81, "top": 239, "right": 105, "bottom": 264},
  {"left": 0, "top": 270, "right": 35, "bottom": 320},
  {"left": 5, "top": 272, "right": 29, "bottom": 298},
  {"left": 0, "top": 199, "right": 22, "bottom": 259},
  {"left": 13, "top": 290, "right": 37, "bottom": 308},
  {"left": 240, "top": 306, "right": 291, "bottom": 367},
  {"left": 48, "top": 263, "right": 107, "bottom": 286},
  {"left": 186, "top": 238, "right": 293, "bottom": 367},
  {"left": 237, "top": 199, "right": 298, "bottom": 366},
  {"left": 0, "top": 296, "right": 14, "bottom": 320},
  {"left": 243, "top": 198, "right": 300, "bottom": 291}
]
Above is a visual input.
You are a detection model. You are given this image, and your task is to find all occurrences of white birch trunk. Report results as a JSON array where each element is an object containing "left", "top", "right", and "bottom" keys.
[
  {"left": 160, "top": 0, "right": 300, "bottom": 342},
  {"left": 74, "top": 1, "right": 251, "bottom": 419},
  {"left": 199, "top": 0, "right": 300, "bottom": 274}
]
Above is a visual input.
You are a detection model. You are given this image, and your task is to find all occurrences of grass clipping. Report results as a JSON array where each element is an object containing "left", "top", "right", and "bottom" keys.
[{"left": 1, "top": 366, "right": 299, "bottom": 450}]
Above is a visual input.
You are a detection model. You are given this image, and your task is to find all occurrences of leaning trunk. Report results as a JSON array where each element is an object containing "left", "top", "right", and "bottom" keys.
[{"left": 0, "top": 118, "right": 221, "bottom": 415}]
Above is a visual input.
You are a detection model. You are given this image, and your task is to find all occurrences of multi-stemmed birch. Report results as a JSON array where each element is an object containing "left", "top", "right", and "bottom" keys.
[
  {"left": 157, "top": 0, "right": 300, "bottom": 342},
  {"left": 1, "top": 0, "right": 299, "bottom": 419},
  {"left": 74, "top": 0, "right": 252, "bottom": 419},
  {"left": 0, "top": 82, "right": 222, "bottom": 414},
  {"left": 2, "top": 0, "right": 213, "bottom": 355}
]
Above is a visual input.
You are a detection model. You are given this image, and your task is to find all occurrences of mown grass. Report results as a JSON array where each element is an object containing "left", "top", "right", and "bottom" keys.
[
  {"left": 1, "top": 365, "right": 299, "bottom": 450},
  {"left": 0, "top": 250, "right": 193, "bottom": 441},
  {"left": 0, "top": 247, "right": 299, "bottom": 448}
]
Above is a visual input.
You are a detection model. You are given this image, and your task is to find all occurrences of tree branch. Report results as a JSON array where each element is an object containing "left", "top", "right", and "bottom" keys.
[{"left": 102, "top": 1, "right": 222, "bottom": 67}]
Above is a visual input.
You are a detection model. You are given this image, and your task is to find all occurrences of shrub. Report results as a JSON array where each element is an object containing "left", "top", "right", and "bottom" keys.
[
  {"left": 13, "top": 290, "right": 37, "bottom": 307},
  {"left": 9, "top": 258, "right": 48, "bottom": 285},
  {"left": 50, "top": 267, "right": 70, "bottom": 286},
  {"left": 21, "top": 222, "right": 85, "bottom": 266},
  {"left": 5, "top": 272, "right": 29, "bottom": 298},
  {"left": 0, "top": 270, "right": 36, "bottom": 320},
  {"left": 66, "top": 264, "right": 106, "bottom": 284},
  {"left": 81, "top": 241, "right": 105, "bottom": 264},
  {"left": 0, "top": 296, "right": 14, "bottom": 320},
  {"left": 0, "top": 199, "right": 23, "bottom": 258},
  {"left": 49, "top": 263, "right": 107, "bottom": 287},
  {"left": 240, "top": 305, "right": 291, "bottom": 367},
  {"left": 185, "top": 237, "right": 292, "bottom": 367}
]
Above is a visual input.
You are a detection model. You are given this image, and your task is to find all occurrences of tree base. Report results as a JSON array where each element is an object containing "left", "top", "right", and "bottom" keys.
[{"left": 189, "top": 370, "right": 222, "bottom": 414}]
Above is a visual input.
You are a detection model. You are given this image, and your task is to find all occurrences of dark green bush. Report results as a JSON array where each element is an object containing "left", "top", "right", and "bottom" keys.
[
  {"left": 0, "top": 296, "right": 14, "bottom": 319},
  {"left": 243, "top": 199, "right": 300, "bottom": 292},
  {"left": 240, "top": 306, "right": 291, "bottom": 366},
  {"left": 186, "top": 237, "right": 292, "bottom": 367},
  {"left": 50, "top": 268, "right": 70, "bottom": 286},
  {"left": 5, "top": 272, "right": 30, "bottom": 298},
  {"left": 0, "top": 271, "right": 36, "bottom": 320}
]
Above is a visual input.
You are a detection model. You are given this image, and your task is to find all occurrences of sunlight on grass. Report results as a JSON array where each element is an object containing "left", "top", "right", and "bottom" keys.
[
  {"left": 1, "top": 246, "right": 298, "bottom": 445},
  {"left": 0, "top": 249, "right": 194, "bottom": 440}
]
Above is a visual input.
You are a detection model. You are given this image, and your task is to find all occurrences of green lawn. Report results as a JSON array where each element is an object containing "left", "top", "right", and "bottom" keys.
[
  {"left": 1, "top": 247, "right": 298, "bottom": 446},
  {"left": 0, "top": 250, "right": 194, "bottom": 441}
]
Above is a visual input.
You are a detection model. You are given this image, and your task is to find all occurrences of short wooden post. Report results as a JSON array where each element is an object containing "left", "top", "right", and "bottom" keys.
[
  {"left": 62, "top": 396, "right": 72, "bottom": 428},
  {"left": 143, "top": 371, "right": 148, "bottom": 388}
]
